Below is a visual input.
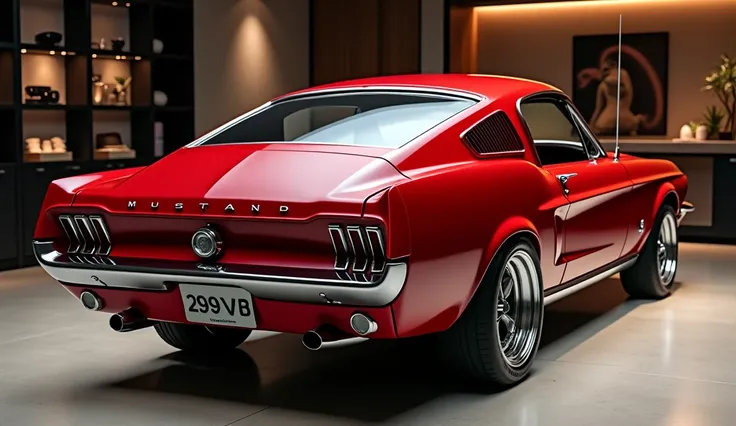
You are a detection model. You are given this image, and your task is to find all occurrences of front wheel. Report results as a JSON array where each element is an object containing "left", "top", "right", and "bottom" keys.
[
  {"left": 439, "top": 239, "right": 544, "bottom": 388},
  {"left": 620, "top": 204, "right": 679, "bottom": 299},
  {"left": 154, "top": 322, "right": 252, "bottom": 353}
]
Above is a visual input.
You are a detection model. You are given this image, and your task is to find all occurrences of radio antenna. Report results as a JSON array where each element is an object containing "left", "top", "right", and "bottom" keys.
[{"left": 613, "top": 14, "right": 623, "bottom": 162}]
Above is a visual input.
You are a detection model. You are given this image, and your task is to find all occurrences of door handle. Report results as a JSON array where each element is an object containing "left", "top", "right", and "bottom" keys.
[{"left": 556, "top": 173, "right": 577, "bottom": 195}]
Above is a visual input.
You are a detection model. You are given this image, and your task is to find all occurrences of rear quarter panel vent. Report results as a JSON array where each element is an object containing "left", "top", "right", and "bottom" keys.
[{"left": 461, "top": 110, "right": 525, "bottom": 157}]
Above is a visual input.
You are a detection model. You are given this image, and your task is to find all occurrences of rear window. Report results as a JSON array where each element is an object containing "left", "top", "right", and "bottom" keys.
[{"left": 196, "top": 91, "right": 476, "bottom": 149}]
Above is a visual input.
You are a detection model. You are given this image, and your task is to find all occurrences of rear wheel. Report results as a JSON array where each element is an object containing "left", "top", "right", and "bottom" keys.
[
  {"left": 440, "top": 239, "right": 544, "bottom": 388},
  {"left": 154, "top": 322, "right": 252, "bottom": 353},
  {"left": 620, "top": 204, "right": 678, "bottom": 299}
]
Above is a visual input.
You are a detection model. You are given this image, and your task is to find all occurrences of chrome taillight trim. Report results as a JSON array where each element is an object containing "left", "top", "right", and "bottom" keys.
[
  {"left": 328, "top": 224, "right": 387, "bottom": 275},
  {"left": 58, "top": 215, "right": 81, "bottom": 253},
  {"left": 365, "top": 227, "right": 386, "bottom": 273},
  {"left": 346, "top": 226, "right": 368, "bottom": 273},
  {"left": 89, "top": 216, "right": 112, "bottom": 255},
  {"left": 328, "top": 225, "right": 349, "bottom": 271},
  {"left": 58, "top": 214, "right": 113, "bottom": 255}
]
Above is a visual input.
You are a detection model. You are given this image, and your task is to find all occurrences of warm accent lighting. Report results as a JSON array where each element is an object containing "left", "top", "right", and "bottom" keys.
[
  {"left": 20, "top": 49, "right": 26, "bottom": 54},
  {"left": 49, "top": 50, "right": 55, "bottom": 55},
  {"left": 115, "top": 55, "right": 121, "bottom": 60},
  {"left": 134, "top": 56, "right": 141, "bottom": 60},
  {"left": 92, "top": 53, "right": 97, "bottom": 58},
  {"left": 61, "top": 51, "right": 67, "bottom": 56},
  {"left": 121, "top": 55, "right": 127, "bottom": 60},
  {"left": 126, "top": 2, "right": 131, "bottom": 6},
  {"left": 112, "top": 1, "right": 118, "bottom": 6},
  {"left": 474, "top": 0, "right": 733, "bottom": 12}
]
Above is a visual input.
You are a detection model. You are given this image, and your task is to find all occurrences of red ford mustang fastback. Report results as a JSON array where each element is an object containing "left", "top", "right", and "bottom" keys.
[{"left": 34, "top": 74, "right": 692, "bottom": 387}]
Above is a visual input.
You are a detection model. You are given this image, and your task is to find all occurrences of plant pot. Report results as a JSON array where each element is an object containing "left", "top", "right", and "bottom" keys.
[{"left": 718, "top": 131, "right": 733, "bottom": 140}]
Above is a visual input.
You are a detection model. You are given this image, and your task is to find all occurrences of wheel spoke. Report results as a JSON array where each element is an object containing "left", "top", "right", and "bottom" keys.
[
  {"left": 498, "top": 313, "right": 516, "bottom": 335},
  {"left": 501, "top": 271, "right": 514, "bottom": 299}
]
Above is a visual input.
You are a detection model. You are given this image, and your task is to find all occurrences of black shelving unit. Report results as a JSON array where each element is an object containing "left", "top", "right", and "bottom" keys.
[{"left": 0, "top": 0, "right": 194, "bottom": 270}]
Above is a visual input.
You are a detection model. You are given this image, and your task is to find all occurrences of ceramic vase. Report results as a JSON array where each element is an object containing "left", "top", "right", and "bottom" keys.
[
  {"left": 153, "top": 91, "right": 168, "bottom": 106},
  {"left": 680, "top": 124, "right": 693, "bottom": 140},
  {"left": 153, "top": 39, "right": 164, "bottom": 54},
  {"left": 695, "top": 125, "right": 708, "bottom": 141}
]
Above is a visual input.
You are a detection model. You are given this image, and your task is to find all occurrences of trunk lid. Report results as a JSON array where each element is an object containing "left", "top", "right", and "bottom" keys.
[{"left": 73, "top": 143, "right": 407, "bottom": 219}]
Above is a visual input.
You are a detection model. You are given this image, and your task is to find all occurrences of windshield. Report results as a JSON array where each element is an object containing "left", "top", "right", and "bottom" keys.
[{"left": 196, "top": 91, "right": 476, "bottom": 149}]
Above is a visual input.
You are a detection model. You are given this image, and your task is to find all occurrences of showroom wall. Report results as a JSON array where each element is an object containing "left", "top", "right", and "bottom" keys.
[
  {"left": 194, "top": 0, "right": 448, "bottom": 137},
  {"left": 193, "top": 0, "right": 310, "bottom": 136},
  {"left": 473, "top": 0, "right": 736, "bottom": 137}
]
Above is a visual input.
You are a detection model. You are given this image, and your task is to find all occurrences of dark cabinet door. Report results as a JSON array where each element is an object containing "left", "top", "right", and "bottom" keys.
[
  {"left": 0, "top": 165, "right": 17, "bottom": 262},
  {"left": 713, "top": 156, "right": 736, "bottom": 237},
  {"left": 20, "top": 164, "right": 66, "bottom": 259}
]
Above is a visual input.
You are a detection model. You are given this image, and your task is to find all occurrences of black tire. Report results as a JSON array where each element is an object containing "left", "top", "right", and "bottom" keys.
[
  {"left": 620, "top": 204, "right": 679, "bottom": 299},
  {"left": 154, "top": 322, "right": 252, "bottom": 353},
  {"left": 439, "top": 239, "right": 544, "bottom": 388}
]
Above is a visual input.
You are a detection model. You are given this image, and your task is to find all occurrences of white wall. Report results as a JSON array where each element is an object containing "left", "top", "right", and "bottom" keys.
[{"left": 194, "top": 0, "right": 310, "bottom": 137}]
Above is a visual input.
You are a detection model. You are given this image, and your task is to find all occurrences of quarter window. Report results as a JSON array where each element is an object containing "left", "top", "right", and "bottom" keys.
[{"left": 520, "top": 99, "right": 589, "bottom": 166}]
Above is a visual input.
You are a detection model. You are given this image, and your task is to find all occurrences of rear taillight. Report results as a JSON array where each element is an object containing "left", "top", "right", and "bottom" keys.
[
  {"left": 58, "top": 214, "right": 113, "bottom": 255},
  {"left": 328, "top": 225, "right": 386, "bottom": 274}
]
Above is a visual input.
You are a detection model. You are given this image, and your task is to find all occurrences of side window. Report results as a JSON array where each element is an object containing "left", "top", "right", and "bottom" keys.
[{"left": 520, "top": 99, "right": 589, "bottom": 166}]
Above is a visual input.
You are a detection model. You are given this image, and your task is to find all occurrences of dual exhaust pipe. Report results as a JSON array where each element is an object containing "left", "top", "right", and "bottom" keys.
[
  {"left": 301, "top": 313, "right": 378, "bottom": 351},
  {"left": 81, "top": 290, "right": 378, "bottom": 344},
  {"left": 79, "top": 291, "right": 154, "bottom": 332}
]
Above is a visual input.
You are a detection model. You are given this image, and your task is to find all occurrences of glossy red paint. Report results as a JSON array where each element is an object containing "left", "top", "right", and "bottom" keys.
[{"left": 35, "top": 74, "right": 689, "bottom": 340}]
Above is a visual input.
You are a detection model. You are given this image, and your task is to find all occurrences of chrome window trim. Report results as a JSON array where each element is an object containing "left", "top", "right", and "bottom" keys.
[
  {"left": 458, "top": 109, "right": 526, "bottom": 158},
  {"left": 564, "top": 102, "right": 607, "bottom": 159},
  {"left": 274, "top": 86, "right": 484, "bottom": 103},
  {"left": 186, "top": 87, "right": 482, "bottom": 149},
  {"left": 33, "top": 241, "right": 408, "bottom": 307}
]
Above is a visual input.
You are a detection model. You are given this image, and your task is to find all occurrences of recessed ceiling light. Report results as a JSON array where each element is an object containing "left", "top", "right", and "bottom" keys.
[
  {"left": 92, "top": 54, "right": 97, "bottom": 58},
  {"left": 134, "top": 56, "right": 141, "bottom": 60},
  {"left": 20, "top": 49, "right": 27, "bottom": 53},
  {"left": 112, "top": 1, "right": 118, "bottom": 6},
  {"left": 49, "top": 50, "right": 55, "bottom": 55},
  {"left": 61, "top": 51, "right": 67, "bottom": 56}
]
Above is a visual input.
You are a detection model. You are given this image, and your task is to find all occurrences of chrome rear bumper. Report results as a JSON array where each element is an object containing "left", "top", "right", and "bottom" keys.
[
  {"left": 677, "top": 201, "right": 695, "bottom": 227},
  {"left": 33, "top": 241, "right": 408, "bottom": 307}
]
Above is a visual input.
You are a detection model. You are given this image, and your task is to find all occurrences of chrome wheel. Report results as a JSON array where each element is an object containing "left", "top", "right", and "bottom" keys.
[
  {"left": 657, "top": 212, "right": 678, "bottom": 286},
  {"left": 496, "top": 250, "right": 542, "bottom": 369}
]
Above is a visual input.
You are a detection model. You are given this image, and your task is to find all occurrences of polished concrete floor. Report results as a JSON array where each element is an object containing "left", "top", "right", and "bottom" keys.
[{"left": 1, "top": 242, "right": 735, "bottom": 425}]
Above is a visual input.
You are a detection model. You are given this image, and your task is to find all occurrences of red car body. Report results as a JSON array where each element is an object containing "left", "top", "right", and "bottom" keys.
[{"left": 34, "top": 74, "right": 690, "bottom": 343}]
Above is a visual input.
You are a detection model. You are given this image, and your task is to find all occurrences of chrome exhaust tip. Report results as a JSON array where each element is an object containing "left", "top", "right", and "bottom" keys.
[
  {"left": 109, "top": 309, "right": 154, "bottom": 332},
  {"left": 302, "top": 329, "right": 323, "bottom": 351},
  {"left": 350, "top": 313, "right": 378, "bottom": 336},
  {"left": 80, "top": 291, "right": 103, "bottom": 311}
]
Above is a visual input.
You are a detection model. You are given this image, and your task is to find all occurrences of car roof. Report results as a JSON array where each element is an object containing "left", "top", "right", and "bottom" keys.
[{"left": 274, "top": 74, "right": 562, "bottom": 102}]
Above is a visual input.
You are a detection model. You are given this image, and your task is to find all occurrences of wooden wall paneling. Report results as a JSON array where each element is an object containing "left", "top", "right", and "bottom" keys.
[
  {"left": 449, "top": 6, "right": 478, "bottom": 74},
  {"left": 347, "top": 0, "right": 380, "bottom": 80},
  {"left": 379, "top": 0, "right": 420, "bottom": 76},
  {"left": 311, "top": 0, "right": 342, "bottom": 85}
]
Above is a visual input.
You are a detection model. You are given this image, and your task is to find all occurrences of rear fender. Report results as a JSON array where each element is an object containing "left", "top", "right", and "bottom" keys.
[{"left": 460, "top": 217, "right": 540, "bottom": 318}]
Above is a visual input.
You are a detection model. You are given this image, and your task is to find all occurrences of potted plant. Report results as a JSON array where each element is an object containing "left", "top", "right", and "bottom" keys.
[
  {"left": 703, "top": 105, "right": 725, "bottom": 139},
  {"left": 703, "top": 54, "right": 736, "bottom": 140}
]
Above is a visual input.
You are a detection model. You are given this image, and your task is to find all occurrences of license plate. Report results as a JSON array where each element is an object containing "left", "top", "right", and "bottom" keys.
[{"left": 179, "top": 284, "right": 257, "bottom": 329}]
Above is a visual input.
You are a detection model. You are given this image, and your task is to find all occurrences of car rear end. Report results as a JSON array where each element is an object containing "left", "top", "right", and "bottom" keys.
[{"left": 32, "top": 83, "right": 480, "bottom": 346}]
